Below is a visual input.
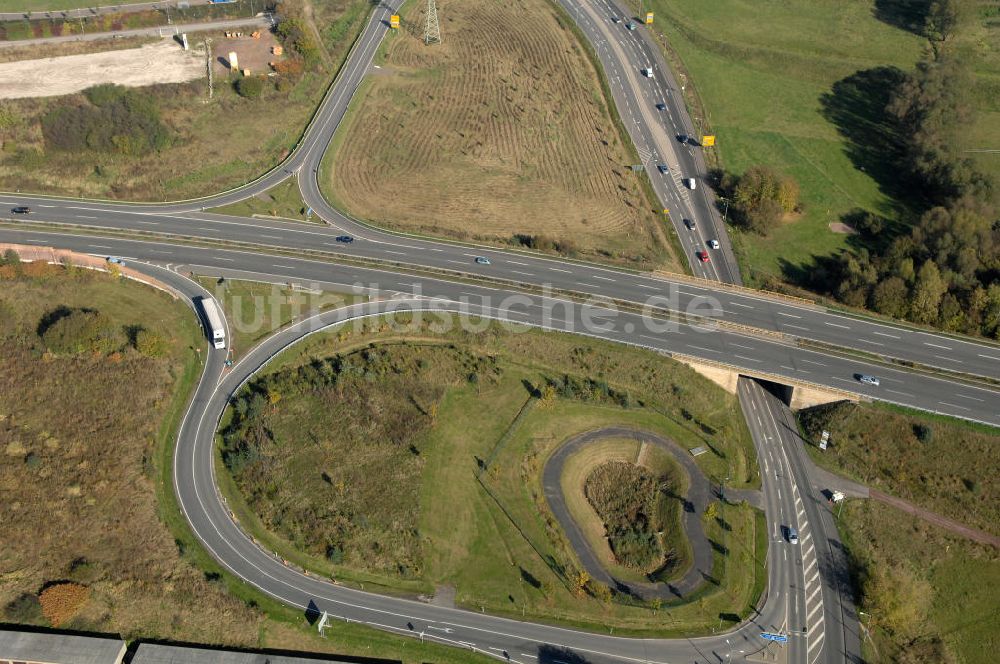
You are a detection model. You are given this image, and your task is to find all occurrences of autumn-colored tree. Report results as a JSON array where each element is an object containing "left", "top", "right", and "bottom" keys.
[
  {"left": 38, "top": 582, "right": 89, "bottom": 627},
  {"left": 704, "top": 501, "right": 719, "bottom": 521},
  {"left": 572, "top": 569, "right": 591, "bottom": 597}
]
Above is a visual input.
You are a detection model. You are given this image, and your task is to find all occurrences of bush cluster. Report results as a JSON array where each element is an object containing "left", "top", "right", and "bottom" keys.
[
  {"left": 40, "top": 309, "right": 125, "bottom": 355},
  {"left": 40, "top": 84, "right": 170, "bottom": 156},
  {"left": 544, "top": 374, "right": 635, "bottom": 408},
  {"left": 38, "top": 582, "right": 89, "bottom": 627},
  {"left": 719, "top": 165, "right": 800, "bottom": 235},
  {"left": 585, "top": 461, "right": 665, "bottom": 570},
  {"left": 273, "top": 0, "right": 322, "bottom": 68}
]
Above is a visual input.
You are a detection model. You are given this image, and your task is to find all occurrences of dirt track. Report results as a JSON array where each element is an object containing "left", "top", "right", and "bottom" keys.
[{"left": 0, "top": 39, "right": 203, "bottom": 99}]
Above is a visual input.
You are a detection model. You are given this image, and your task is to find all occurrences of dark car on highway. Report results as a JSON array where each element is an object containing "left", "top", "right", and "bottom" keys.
[
  {"left": 683, "top": 219, "right": 696, "bottom": 230},
  {"left": 11, "top": 206, "right": 30, "bottom": 214},
  {"left": 656, "top": 102, "right": 666, "bottom": 111},
  {"left": 335, "top": 235, "right": 354, "bottom": 243}
]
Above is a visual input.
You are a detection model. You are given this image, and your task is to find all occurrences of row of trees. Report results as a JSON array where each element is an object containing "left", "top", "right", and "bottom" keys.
[{"left": 827, "top": 44, "right": 999, "bottom": 337}]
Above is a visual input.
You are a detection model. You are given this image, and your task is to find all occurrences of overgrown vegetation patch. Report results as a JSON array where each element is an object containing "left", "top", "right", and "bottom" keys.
[
  {"left": 585, "top": 461, "right": 671, "bottom": 571},
  {"left": 217, "top": 316, "right": 763, "bottom": 633}
]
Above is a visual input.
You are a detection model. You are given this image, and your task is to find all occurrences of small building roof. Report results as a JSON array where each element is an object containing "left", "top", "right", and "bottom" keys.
[{"left": 0, "top": 629, "right": 126, "bottom": 664}]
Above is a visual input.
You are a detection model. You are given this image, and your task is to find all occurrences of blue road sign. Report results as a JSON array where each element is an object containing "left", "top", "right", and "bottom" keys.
[{"left": 761, "top": 633, "right": 788, "bottom": 643}]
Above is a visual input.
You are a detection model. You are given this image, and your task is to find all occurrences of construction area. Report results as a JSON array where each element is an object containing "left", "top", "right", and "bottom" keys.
[
  {"left": 328, "top": 0, "right": 679, "bottom": 270},
  {"left": 0, "top": 38, "right": 202, "bottom": 99},
  {"left": 211, "top": 27, "right": 284, "bottom": 78}
]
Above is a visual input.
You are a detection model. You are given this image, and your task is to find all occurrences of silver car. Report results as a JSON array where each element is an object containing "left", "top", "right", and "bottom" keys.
[{"left": 858, "top": 374, "right": 880, "bottom": 386}]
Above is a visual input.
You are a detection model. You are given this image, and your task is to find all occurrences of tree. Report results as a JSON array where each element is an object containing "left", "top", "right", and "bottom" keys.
[
  {"left": 869, "top": 277, "right": 910, "bottom": 318},
  {"left": 910, "top": 261, "right": 947, "bottom": 324},
  {"left": 572, "top": 569, "right": 590, "bottom": 597},
  {"left": 704, "top": 501, "right": 719, "bottom": 521}
]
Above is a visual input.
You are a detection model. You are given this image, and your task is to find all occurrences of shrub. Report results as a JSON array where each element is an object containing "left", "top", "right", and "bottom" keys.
[
  {"left": 1, "top": 248, "right": 20, "bottom": 266},
  {"left": 40, "top": 309, "right": 124, "bottom": 355},
  {"left": 235, "top": 75, "right": 265, "bottom": 99},
  {"left": 913, "top": 423, "right": 933, "bottom": 443},
  {"left": 40, "top": 84, "right": 170, "bottom": 156},
  {"left": 38, "top": 582, "right": 89, "bottom": 627},
  {"left": 134, "top": 329, "right": 168, "bottom": 357}
]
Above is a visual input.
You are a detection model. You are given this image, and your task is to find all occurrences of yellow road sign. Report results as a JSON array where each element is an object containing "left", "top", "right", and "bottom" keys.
[
  {"left": 702, "top": 135, "right": 716, "bottom": 147},
  {"left": 390, "top": 15, "right": 400, "bottom": 28},
  {"left": 645, "top": 12, "right": 654, "bottom": 24}
]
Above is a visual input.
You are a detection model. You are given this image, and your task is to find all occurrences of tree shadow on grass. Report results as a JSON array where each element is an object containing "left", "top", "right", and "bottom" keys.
[
  {"left": 873, "top": 0, "right": 931, "bottom": 36},
  {"left": 819, "top": 66, "right": 912, "bottom": 215}
]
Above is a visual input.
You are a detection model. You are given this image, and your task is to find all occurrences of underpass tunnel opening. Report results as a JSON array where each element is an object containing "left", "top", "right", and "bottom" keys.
[{"left": 742, "top": 376, "right": 794, "bottom": 406}]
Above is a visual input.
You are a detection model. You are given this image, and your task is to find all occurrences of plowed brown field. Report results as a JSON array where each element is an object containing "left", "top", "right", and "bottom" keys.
[{"left": 327, "top": 0, "right": 678, "bottom": 269}]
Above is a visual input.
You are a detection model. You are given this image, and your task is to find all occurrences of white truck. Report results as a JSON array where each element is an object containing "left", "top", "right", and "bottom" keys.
[{"left": 198, "top": 296, "right": 226, "bottom": 350}]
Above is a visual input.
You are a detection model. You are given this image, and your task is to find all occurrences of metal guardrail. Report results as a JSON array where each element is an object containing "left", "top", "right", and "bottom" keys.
[{"left": 652, "top": 270, "right": 817, "bottom": 307}]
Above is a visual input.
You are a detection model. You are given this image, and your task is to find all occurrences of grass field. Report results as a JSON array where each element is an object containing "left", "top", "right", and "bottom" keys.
[
  {"left": 217, "top": 314, "right": 765, "bottom": 633},
  {"left": 0, "top": 262, "right": 494, "bottom": 663},
  {"left": 209, "top": 180, "right": 318, "bottom": 223},
  {"left": 629, "top": 0, "right": 1000, "bottom": 285},
  {"left": 1, "top": 0, "right": 160, "bottom": 11},
  {"left": 324, "top": 0, "right": 679, "bottom": 270},
  {"left": 838, "top": 500, "right": 999, "bottom": 663},
  {"left": 799, "top": 400, "right": 999, "bottom": 535},
  {"left": 0, "top": 0, "right": 370, "bottom": 201},
  {"left": 193, "top": 276, "right": 366, "bottom": 357}
]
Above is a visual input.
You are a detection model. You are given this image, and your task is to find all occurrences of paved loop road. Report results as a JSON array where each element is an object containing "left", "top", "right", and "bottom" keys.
[{"left": 542, "top": 426, "right": 713, "bottom": 600}]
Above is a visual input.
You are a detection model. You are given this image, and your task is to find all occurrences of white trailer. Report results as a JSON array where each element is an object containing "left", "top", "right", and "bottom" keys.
[{"left": 198, "top": 296, "right": 226, "bottom": 350}]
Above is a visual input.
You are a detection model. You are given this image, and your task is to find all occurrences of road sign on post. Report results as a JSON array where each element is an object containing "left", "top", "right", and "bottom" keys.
[
  {"left": 761, "top": 632, "right": 788, "bottom": 643},
  {"left": 390, "top": 15, "right": 400, "bottom": 28},
  {"left": 819, "top": 430, "right": 830, "bottom": 450},
  {"left": 645, "top": 12, "right": 654, "bottom": 24},
  {"left": 701, "top": 135, "right": 716, "bottom": 147}
]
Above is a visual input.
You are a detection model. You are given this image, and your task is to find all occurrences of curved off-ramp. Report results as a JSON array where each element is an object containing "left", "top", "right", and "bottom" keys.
[{"left": 542, "top": 426, "right": 714, "bottom": 600}]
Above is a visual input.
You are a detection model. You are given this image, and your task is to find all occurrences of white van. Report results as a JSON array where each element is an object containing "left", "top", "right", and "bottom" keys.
[{"left": 684, "top": 177, "right": 697, "bottom": 190}]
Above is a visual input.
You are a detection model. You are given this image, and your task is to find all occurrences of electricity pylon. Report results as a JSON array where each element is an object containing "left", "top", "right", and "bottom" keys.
[{"left": 424, "top": 0, "right": 441, "bottom": 45}]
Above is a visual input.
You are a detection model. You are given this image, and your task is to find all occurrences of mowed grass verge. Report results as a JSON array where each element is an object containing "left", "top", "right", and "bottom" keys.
[
  {"left": 0, "top": 263, "right": 495, "bottom": 663},
  {"left": 838, "top": 500, "right": 999, "bottom": 664},
  {"left": 798, "top": 400, "right": 999, "bottom": 535},
  {"left": 324, "top": 0, "right": 679, "bottom": 271},
  {"left": 798, "top": 395, "right": 1000, "bottom": 662},
  {"left": 193, "top": 276, "right": 366, "bottom": 358},
  {"left": 629, "top": 0, "right": 999, "bottom": 284},
  {"left": 209, "top": 180, "right": 318, "bottom": 224},
  {"left": 216, "top": 314, "right": 766, "bottom": 634},
  {"left": 0, "top": 0, "right": 371, "bottom": 201}
]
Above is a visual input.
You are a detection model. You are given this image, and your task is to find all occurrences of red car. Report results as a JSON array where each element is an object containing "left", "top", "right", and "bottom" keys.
[{"left": 697, "top": 250, "right": 710, "bottom": 263}]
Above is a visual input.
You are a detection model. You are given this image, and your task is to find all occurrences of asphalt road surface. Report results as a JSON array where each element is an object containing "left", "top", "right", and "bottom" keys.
[{"left": 737, "top": 378, "right": 863, "bottom": 664}]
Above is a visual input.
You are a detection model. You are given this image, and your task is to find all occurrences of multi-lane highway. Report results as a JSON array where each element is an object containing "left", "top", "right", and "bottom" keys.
[
  {"left": 559, "top": 0, "right": 741, "bottom": 284},
  {"left": 3, "top": 0, "right": 999, "bottom": 662}
]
